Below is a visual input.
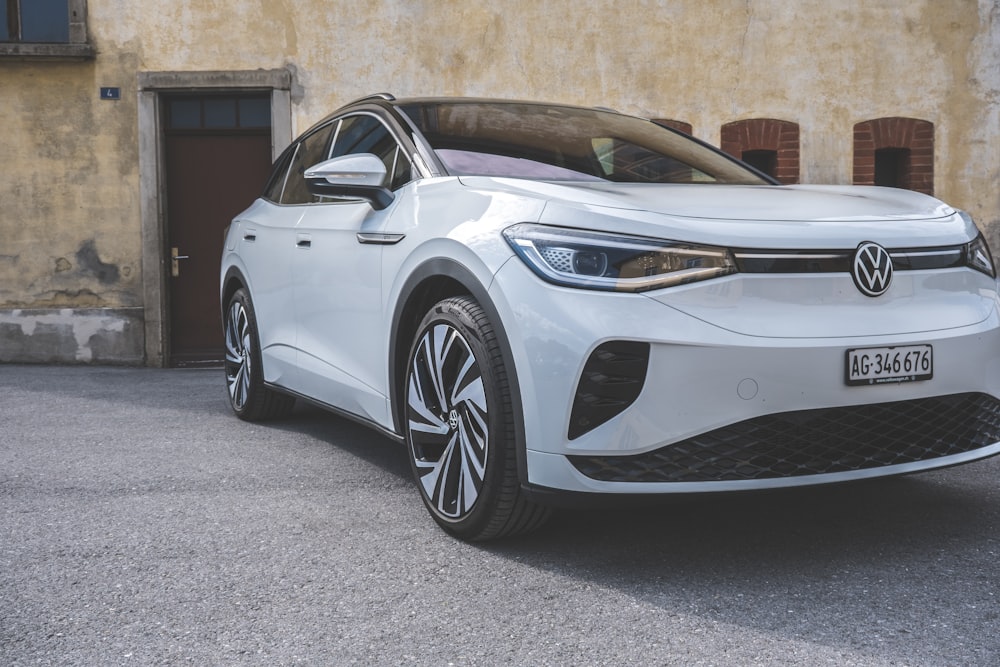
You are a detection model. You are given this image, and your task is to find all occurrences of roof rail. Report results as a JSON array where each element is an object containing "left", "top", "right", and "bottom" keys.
[{"left": 348, "top": 92, "right": 396, "bottom": 104}]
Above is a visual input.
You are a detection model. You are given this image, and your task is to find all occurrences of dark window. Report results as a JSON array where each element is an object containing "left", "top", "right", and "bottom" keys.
[
  {"left": 168, "top": 100, "right": 202, "bottom": 130},
  {"left": 166, "top": 95, "right": 271, "bottom": 131},
  {"left": 853, "top": 117, "right": 934, "bottom": 195},
  {"left": 2, "top": 0, "right": 69, "bottom": 42},
  {"left": 720, "top": 119, "right": 799, "bottom": 184},
  {"left": 238, "top": 98, "right": 271, "bottom": 128},
  {"left": 874, "top": 147, "right": 911, "bottom": 189},
  {"left": 281, "top": 123, "right": 336, "bottom": 205},
  {"left": 331, "top": 114, "right": 413, "bottom": 190},
  {"left": 204, "top": 98, "right": 237, "bottom": 129},
  {"left": 742, "top": 149, "right": 778, "bottom": 179}
]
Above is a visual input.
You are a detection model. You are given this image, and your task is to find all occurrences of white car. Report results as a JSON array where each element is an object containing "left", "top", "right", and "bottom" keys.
[{"left": 220, "top": 95, "right": 1000, "bottom": 540}]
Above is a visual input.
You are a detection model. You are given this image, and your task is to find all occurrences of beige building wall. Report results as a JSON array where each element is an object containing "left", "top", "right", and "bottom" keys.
[{"left": 1, "top": 0, "right": 998, "bottom": 364}]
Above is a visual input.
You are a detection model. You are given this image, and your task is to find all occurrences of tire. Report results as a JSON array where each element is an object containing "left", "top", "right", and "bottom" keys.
[
  {"left": 404, "top": 296, "right": 550, "bottom": 540},
  {"left": 223, "top": 288, "right": 295, "bottom": 421}
]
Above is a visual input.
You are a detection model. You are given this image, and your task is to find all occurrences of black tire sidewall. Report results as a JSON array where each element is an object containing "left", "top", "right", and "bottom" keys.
[
  {"left": 404, "top": 297, "right": 517, "bottom": 538},
  {"left": 226, "top": 288, "right": 267, "bottom": 419}
]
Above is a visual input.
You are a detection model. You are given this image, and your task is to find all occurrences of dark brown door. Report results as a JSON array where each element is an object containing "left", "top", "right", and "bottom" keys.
[{"left": 164, "top": 95, "right": 272, "bottom": 366}]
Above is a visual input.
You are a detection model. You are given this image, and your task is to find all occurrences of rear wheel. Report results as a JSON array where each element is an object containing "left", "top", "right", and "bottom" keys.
[
  {"left": 405, "top": 296, "right": 550, "bottom": 540},
  {"left": 223, "top": 288, "right": 294, "bottom": 421}
]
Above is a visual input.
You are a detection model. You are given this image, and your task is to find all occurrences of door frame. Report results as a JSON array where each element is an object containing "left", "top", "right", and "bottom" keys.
[{"left": 138, "top": 69, "right": 293, "bottom": 366}]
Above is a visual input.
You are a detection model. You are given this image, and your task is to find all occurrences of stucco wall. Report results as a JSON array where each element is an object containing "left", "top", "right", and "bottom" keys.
[
  {"left": 1, "top": 0, "right": 998, "bottom": 364},
  {"left": 0, "top": 47, "right": 144, "bottom": 363}
]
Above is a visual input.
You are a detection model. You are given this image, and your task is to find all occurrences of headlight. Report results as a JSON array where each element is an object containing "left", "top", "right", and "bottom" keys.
[
  {"left": 502, "top": 223, "right": 737, "bottom": 292},
  {"left": 958, "top": 212, "right": 996, "bottom": 278},
  {"left": 966, "top": 234, "right": 996, "bottom": 278}
]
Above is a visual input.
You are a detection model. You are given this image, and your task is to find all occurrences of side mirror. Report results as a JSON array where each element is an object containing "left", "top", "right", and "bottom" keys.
[{"left": 305, "top": 154, "right": 394, "bottom": 210}]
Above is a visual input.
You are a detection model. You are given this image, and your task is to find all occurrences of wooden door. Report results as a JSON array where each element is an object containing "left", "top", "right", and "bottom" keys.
[{"left": 164, "top": 94, "right": 272, "bottom": 366}]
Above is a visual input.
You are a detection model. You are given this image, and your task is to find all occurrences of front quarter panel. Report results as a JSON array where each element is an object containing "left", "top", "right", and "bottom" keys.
[
  {"left": 221, "top": 199, "right": 302, "bottom": 384},
  {"left": 381, "top": 177, "right": 548, "bottom": 438}
]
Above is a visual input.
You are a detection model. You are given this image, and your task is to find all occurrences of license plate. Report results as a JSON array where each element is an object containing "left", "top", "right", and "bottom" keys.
[{"left": 846, "top": 345, "right": 933, "bottom": 386}]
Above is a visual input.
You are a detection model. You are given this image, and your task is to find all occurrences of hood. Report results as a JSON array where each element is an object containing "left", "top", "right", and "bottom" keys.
[
  {"left": 458, "top": 177, "right": 971, "bottom": 248},
  {"left": 459, "top": 178, "right": 953, "bottom": 221}
]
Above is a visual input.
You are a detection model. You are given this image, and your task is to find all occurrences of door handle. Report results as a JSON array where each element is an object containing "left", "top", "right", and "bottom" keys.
[
  {"left": 296, "top": 234, "right": 312, "bottom": 249},
  {"left": 171, "top": 247, "right": 190, "bottom": 277}
]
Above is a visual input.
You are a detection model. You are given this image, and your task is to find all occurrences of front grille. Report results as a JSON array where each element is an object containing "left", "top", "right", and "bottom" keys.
[
  {"left": 569, "top": 393, "right": 1000, "bottom": 483},
  {"left": 732, "top": 245, "right": 966, "bottom": 274}
]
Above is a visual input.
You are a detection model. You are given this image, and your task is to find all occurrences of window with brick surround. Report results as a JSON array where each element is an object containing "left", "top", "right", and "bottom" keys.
[
  {"left": 652, "top": 119, "right": 693, "bottom": 135},
  {"left": 853, "top": 117, "right": 933, "bottom": 195},
  {"left": 720, "top": 118, "right": 799, "bottom": 184}
]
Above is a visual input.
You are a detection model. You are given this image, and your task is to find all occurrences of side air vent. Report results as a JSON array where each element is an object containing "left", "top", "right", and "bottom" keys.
[{"left": 568, "top": 341, "right": 650, "bottom": 440}]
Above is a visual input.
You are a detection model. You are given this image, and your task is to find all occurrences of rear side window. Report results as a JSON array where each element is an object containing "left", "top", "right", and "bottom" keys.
[{"left": 262, "top": 146, "right": 295, "bottom": 202}]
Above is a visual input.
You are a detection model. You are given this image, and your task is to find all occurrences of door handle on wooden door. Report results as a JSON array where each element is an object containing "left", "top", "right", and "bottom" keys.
[{"left": 171, "top": 247, "right": 190, "bottom": 277}]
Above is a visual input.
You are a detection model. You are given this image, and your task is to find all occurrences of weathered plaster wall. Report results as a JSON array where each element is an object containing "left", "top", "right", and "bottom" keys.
[
  {"left": 0, "top": 46, "right": 143, "bottom": 363},
  {"left": 1, "top": 0, "right": 998, "bottom": 364}
]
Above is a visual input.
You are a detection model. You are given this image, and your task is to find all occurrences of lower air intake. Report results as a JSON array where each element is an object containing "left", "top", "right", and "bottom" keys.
[
  {"left": 568, "top": 341, "right": 650, "bottom": 440},
  {"left": 569, "top": 393, "right": 1000, "bottom": 482}
]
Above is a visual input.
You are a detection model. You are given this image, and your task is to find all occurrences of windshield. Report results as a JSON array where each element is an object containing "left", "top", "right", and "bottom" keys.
[{"left": 399, "top": 101, "right": 769, "bottom": 185}]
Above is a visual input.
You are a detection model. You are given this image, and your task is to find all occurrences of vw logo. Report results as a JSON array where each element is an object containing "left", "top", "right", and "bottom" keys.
[{"left": 852, "top": 242, "right": 893, "bottom": 297}]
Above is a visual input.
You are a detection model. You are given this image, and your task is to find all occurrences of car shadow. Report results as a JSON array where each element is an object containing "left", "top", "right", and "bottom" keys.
[
  {"left": 495, "top": 473, "right": 994, "bottom": 558},
  {"left": 273, "top": 402, "right": 1000, "bottom": 571},
  {"left": 262, "top": 401, "right": 413, "bottom": 481},
  {"left": 239, "top": 399, "right": 1000, "bottom": 659},
  {"left": 480, "top": 471, "right": 1000, "bottom": 660}
]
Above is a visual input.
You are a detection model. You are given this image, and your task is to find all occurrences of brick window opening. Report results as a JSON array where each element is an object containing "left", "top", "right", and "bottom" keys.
[
  {"left": 720, "top": 119, "right": 800, "bottom": 184},
  {"left": 874, "top": 147, "right": 911, "bottom": 189},
  {"left": 741, "top": 149, "right": 777, "bottom": 178},
  {"left": 853, "top": 117, "right": 933, "bottom": 195}
]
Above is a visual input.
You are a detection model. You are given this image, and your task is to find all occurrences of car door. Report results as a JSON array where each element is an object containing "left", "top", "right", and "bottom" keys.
[
  {"left": 291, "top": 113, "right": 416, "bottom": 427},
  {"left": 236, "top": 121, "right": 335, "bottom": 385}
]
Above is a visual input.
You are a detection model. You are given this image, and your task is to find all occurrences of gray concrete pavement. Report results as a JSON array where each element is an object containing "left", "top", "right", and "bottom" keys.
[{"left": 1, "top": 364, "right": 999, "bottom": 665}]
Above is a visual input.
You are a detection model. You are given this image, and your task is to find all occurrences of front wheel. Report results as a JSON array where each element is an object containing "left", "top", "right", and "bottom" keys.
[
  {"left": 223, "top": 288, "right": 295, "bottom": 421},
  {"left": 404, "top": 296, "right": 550, "bottom": 540}
]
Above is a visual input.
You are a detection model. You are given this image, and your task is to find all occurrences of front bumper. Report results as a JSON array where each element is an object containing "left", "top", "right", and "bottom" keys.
[{"left": 490, "top": 261, "right": 1000, "bottom": 494}]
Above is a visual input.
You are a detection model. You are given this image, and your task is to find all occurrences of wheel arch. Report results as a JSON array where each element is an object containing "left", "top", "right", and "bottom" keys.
[
  {"left": 221, "top": 266, "right": 250, "bottom": 319},
  {"left": 389, "top": 259, "right": 530, "bottom": 485}
]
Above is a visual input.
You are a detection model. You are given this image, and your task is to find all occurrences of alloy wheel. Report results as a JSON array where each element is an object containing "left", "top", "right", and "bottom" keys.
[
  {"left": 406, "top": 322, "right": 489, "bottom": 519},
  {"left": 224, "top": 299, "right": 252, "bottom": 411}
]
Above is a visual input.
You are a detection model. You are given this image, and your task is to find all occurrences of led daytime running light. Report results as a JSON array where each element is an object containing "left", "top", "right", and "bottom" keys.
[{"left": 504, "top": 224, "right": 736, "bottom": 292}]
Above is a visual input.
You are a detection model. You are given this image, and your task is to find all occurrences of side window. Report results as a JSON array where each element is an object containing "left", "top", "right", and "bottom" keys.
[
  {"left": 281, "top": 122, "right": 336, "bottom": 205},
  {"left": 330, "top": 114, "right": 413, "bottom": 190},
  {"left": 261, "top": 144, "right": 296, "bottom": 203}
]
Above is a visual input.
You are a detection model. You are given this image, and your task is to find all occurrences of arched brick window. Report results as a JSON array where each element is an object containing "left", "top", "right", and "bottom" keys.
[
  {"left": 652, "top": 119, "right": 693, "bottom": 135},
  {"left": 853, "top": 117, "right": 934, "bottom": 195},
  {"left": 720, "top": 118, "right": 800, "bottom": 184}
]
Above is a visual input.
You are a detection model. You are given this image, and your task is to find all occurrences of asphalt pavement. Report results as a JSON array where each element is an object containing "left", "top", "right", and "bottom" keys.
[{"left": 1, "top": 364, "right": 998, "bottom": 666}]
